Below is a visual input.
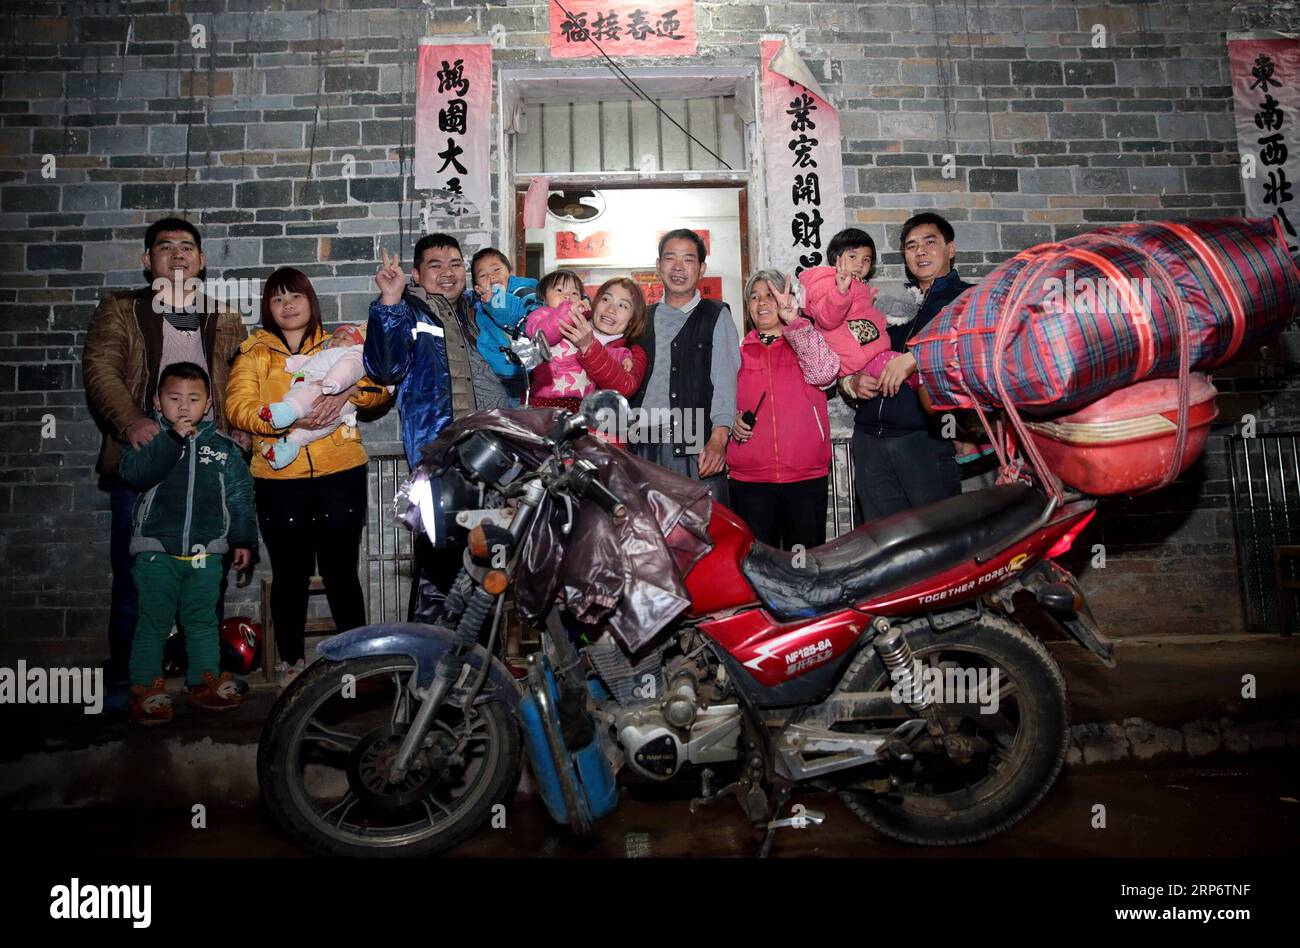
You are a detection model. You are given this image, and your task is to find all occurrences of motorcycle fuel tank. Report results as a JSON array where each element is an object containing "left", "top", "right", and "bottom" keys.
[{"left": 684, "top": 502, "right": 761, "bottom": 616}]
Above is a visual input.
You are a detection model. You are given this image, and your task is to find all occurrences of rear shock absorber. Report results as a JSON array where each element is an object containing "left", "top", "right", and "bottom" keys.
[
  {"left": 872, "top": 618, "right": 925, "bottom": 710},
  {"left": 871, "top": 618, "right": 946, "bottom": 744}
]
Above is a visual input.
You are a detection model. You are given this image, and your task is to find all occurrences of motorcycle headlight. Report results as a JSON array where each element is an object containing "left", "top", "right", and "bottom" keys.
[
  {"left": 398, "top": 467, "right": 482, "bottom": 549},
  {"left": 407, "top": 470, "right": 439, "bottom": 546}
]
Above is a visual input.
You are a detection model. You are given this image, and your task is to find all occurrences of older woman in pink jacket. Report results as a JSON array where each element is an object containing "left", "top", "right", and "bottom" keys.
[{"left": 726, "top": 269, "right": 840, "bottom": 550}]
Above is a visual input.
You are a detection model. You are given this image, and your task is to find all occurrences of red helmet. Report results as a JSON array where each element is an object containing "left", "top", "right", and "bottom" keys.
[{"left": 219, "top": 617, "right": 263, "bottom": 675}]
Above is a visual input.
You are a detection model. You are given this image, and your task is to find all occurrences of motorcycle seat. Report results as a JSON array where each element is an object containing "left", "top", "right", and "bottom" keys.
[{"left": 741, "top": 484, "right": 1047, "bottom": 622}]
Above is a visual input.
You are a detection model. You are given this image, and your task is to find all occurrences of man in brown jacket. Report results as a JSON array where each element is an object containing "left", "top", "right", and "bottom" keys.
[{"left": 82, "top": 217, "right": 248, "bottom": 698}]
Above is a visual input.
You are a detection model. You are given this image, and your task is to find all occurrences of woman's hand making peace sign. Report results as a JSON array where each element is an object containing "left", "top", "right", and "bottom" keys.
[{"left": 764, "top": 273, "right": 800, "bottom": 325}]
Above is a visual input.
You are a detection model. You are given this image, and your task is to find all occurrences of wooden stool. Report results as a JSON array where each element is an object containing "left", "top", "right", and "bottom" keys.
[
  {"left": 260, "top": 575, "right": 339, "bottom": 681},
  {"left": 1272, "top": 545, "right": 1300, "bottom": 636}
]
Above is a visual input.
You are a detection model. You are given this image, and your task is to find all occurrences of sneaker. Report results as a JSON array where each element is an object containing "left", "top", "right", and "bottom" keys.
[
  {"left": 276, "top": 659, "right": 307, "bottom": 691},
  {"left": 186, "top": 671, "right": 243, "bottom": 712},
  {"left": 128, "top": 678, "right": 173, "bottom": 726}
]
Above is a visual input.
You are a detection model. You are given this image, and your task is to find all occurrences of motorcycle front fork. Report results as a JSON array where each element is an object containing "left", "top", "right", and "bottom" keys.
[
  {"left": 387, "top": 480, "right": 547, "bottom": 784},
  {"left": 388, "top": 573, "right": 498, "bottom": 783}
]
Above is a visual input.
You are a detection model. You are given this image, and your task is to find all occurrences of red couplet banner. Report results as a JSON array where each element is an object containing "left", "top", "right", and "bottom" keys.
[
  {"left": 1228, "top": 33, "right": 1300, "bottom": 254},
  {"left": 760, "top": 39, "right": 846, "bottom": 277},
  {"left": 549, "top": 1, "right": 697, "bottom": 59},
  {"left": 415, "top": 38, "right": 493, "bottom": 219}
]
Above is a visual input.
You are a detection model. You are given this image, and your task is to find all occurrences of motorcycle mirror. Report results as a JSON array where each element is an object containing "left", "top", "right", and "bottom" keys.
[
  {"left": 533, "top": 330, "right": 552, "bottom": 362},
  {"left": 578, "top": 390, "right": 631, "bottom": 440}
]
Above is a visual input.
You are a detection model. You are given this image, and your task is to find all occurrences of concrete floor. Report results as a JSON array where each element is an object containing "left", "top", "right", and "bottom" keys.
[
  {"left": 5, "top": 635, "right": 1298, "bottom": 762},
  {"left": 4, "top": 754, "right": 1297, "bottom": 858}
]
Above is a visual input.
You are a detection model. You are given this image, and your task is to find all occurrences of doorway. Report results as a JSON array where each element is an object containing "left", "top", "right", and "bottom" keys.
[
  {"left": 498, "top": 67, "right": 762, "bottom": 328},
  {"left": 514, "top": 183, "right": 748, "bottom": 331}
]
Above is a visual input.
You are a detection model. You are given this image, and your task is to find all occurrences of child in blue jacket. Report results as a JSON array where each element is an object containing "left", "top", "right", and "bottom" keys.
[
  {"left": 470, "top": 247, "right": 538, "bottom": 406},
  {"left": 118, "top": 362, "right": 256, "bottom": 725}
]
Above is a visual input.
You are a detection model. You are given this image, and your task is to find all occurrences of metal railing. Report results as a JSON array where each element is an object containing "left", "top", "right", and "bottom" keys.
[
  {"left": 363, "top": 454, "right": 417, "bottom": 624},
  {"left": 827, "top": 438, "right": 856, "bottom": 539},
  {"left": 1226, "top": 432, "right": 1300, "bottom": 634}
]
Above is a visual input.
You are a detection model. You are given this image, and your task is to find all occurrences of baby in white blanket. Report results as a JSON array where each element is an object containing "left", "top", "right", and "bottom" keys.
[{"left": 257, "top": 324, "right": 367, "bottom": 470}]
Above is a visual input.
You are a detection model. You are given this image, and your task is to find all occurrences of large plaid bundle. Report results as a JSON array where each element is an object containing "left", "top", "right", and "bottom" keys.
[{"left": 912, "top": 218, "right": 1300, "bottom": 414}]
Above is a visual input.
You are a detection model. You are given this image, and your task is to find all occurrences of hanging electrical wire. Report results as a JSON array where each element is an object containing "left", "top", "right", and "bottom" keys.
[{"left": 548, "top": 0, "right": 734, "bottom": 170}]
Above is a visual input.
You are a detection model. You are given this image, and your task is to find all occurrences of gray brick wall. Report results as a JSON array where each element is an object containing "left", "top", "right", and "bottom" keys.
[{"left": 0, "top": 0, "right": 1292, "bottom": 663}]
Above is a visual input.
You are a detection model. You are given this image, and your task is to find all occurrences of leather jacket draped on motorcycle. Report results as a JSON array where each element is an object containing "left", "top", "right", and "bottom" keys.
[{"left": 419, "top": 408, "right": 716, "bottom": 653}]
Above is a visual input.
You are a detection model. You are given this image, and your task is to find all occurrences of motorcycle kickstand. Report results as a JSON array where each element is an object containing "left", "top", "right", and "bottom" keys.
[
  {"left": 758, "top": 783, "right": 790, "bottom": 859},
  {"left": 758, "top": 783, "right": 826, "bottom": 858}
]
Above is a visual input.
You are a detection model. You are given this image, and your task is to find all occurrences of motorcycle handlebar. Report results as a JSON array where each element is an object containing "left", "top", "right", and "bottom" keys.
[
  {"left": 544, "top": 411, "right": 590, "bottom": 447},
  {"left": 567, "top": 459, "right": 627, "bottom": 520}
]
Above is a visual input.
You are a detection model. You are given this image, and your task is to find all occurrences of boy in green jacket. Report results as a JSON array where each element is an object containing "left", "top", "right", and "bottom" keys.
[{"left": 118, "top": 362, "right": 257, "bottom": 725}]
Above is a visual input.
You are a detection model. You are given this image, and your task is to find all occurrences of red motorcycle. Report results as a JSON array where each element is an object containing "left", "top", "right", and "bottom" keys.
[{"left": 258, "top": 396, "right": 1111, "bottom": 856}]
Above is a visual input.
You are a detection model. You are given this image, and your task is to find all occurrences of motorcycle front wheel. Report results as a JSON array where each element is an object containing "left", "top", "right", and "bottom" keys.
[
  {"left": 258, "top": 655, "right": 521, "bottom": 857},
  {"left": 836, "top": 614, "right": 1069, "bottom": 846}
]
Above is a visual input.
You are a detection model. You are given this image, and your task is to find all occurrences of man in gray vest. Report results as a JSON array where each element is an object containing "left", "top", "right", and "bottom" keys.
[{"left": 629, "top": 229, "right": 739, "bottom": 502}]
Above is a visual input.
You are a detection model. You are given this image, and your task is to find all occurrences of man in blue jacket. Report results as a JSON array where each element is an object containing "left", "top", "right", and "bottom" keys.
[
  {"left": 364, "top": 234, "right": 508, "bottom": 621},
  {"left": 842, "top": 213, "right": 973, "bottom": 522}
]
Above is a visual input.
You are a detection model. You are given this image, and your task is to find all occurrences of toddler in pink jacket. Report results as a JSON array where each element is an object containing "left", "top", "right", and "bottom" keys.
[
  {"left": 524, "top": 271, "right": 646, "bottom": 411},
  {"left": 800, "top": 228, "right": 921, "bottom": 388},
  {"left": 799, "top": 267, "right": 917, "bottom": 388}
]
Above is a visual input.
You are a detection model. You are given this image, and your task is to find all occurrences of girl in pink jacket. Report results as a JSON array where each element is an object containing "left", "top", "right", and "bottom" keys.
[
  {"left": 799, "top": 228, "right": 920, "bottom": 389},
  {"left": 525, "top": 271, "right": 648, "bottom": 412},
  {"left": 726, "top": 269, "right": 840, "bottom": 551}
]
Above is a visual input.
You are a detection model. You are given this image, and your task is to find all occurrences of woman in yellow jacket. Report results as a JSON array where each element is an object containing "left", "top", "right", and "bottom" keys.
[{"left": 226, "top": 267, "right": 388, "bottom": 688}]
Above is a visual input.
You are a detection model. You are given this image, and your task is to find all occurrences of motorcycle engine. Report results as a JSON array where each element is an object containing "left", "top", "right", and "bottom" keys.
[
  {"left": 591, "top": 633, "right": 744, "bottom": 781},
  {"left": 616, "top": 701, "right": 745, "bottom": 781},
  {"left": 584, "top": 633, "right": 663, "bottom": 705}
]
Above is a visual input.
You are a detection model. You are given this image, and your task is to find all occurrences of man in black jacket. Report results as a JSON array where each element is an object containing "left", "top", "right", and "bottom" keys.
[{"left": 842, "top": 212, "right": 972, "bottom": 521}]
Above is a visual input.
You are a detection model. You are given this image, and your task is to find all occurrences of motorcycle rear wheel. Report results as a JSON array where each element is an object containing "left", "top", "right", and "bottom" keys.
[
  {"left": 258, "top": 655, "right": 521, "bottom": 857},
  {"left": 836, "top": 614, "right": 1068, "bottom": 846}
]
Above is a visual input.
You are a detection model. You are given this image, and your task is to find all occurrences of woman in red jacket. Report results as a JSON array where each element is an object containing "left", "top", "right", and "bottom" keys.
[{"left": 726, "top": 269, "right": 840, "bottom": 550}]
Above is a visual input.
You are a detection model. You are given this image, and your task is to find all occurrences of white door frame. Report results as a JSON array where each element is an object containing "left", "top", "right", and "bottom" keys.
[{"left": 495, "top": 65, "right": 767, "bottom": 277}]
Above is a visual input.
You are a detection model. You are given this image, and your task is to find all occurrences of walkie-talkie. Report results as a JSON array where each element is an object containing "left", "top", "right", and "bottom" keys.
[{"left": 741, "top": 391, "right": 767, "bottom": 427}]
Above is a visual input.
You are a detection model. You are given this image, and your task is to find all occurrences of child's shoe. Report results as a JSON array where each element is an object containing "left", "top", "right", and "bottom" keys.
[
  {"left": 276, "top": 658, "right": 307, "bottom": 691},
  {"left": 128, "top": 678, "right": 173, "bottom": 726},
  {"left": 260, "top": 437, "right": 300, "bottom": 470},
  {"left": 259, "top": 400, "right": 301, "bottom": 429},
  {"left": 187, "top": 671, "right": 243, "bottom": 712}
]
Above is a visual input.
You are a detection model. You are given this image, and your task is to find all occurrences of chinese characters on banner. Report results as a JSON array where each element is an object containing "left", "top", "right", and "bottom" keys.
[
  {"left": 760, "top": 40, "right": 846, "bottom": 277},
  {"left": 1229, "top": 34, "right": 1300, "bottom": 254},
  {"left": 550, "top": 1, "right": 697, "bottom": 59},
  {"left": 415, "top": 38, "right": 492, "bottom": 218},
  {"left": 556, "top": 230, "right": 614, "bottom": 259}
]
